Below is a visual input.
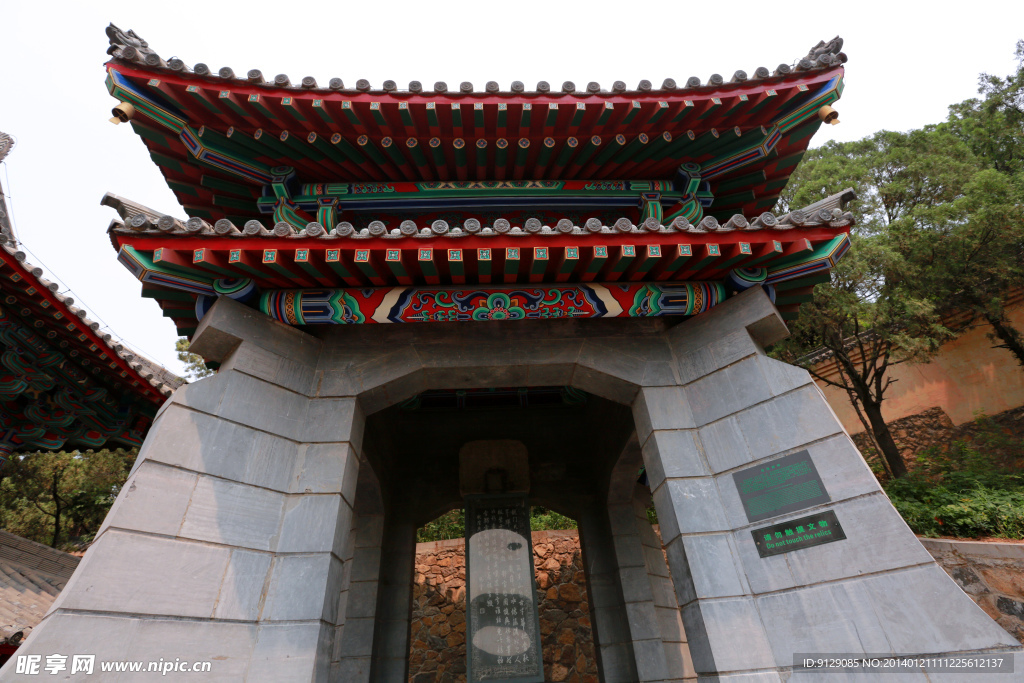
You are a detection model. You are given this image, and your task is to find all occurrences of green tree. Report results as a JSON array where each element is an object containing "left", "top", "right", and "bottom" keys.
[
  {"left": 774, "top": 236, "right": 949, "bottom": 478},
  {"left": 891, "top": 167, "right": 1024, "bottom": 365},
  {"left": 176, "top": 337, "right": 214, "bottom": 380},
  {"left": 0, "top": 449, "right": 136, "bottom": 549},
  {"left": 947, "top": 40, "right": 1024, "bottom": 177}
]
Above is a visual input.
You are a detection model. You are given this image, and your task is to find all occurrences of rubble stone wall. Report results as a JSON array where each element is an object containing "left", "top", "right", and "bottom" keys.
[
  {"left": 921, "top": 537, "right": 1024, "bottom": 644},
  {"left": 408, "top": 529, "right": 596, "bottom": 683}
]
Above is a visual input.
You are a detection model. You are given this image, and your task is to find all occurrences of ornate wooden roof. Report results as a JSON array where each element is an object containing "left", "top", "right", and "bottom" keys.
[
  {"left": 103, "top": 25, "right": 846, "bottom": 227},
  {"left": 100, "top": 27, "right": 853, "bottom": 335}
]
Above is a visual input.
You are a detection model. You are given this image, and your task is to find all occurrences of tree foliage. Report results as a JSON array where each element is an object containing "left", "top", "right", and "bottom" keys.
[
  {"left": 776, "top": 41, "right": 1024, "bottom": 477},
  {"left": 0, "top": 448, "right": 136, "bottom": 549},
  {"left": 175, "top": 337, "right": 214, "bottom": 380}
]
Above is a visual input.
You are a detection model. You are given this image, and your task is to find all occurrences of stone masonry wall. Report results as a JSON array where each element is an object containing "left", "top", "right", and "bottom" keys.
[
  {"left": 851, "top": 405, "right": 1024, "bottom": 469},
  {"left": 921, "top": 538, "right": 1024, "bottom": 644},
  {"left": 409, "top": 529, "right": 596, "bottom": 683}
]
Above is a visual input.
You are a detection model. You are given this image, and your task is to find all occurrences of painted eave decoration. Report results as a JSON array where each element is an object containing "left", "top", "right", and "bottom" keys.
[{"left": 104, "top": 189, "right": 855, "bottom": 335}]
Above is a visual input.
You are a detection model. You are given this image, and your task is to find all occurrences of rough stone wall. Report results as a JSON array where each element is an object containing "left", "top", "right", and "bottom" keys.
[
  {"left": 409, "top": 530, "right": 596, "bottom": 683},
  {"left": 851, "top": 405, "right": 1024, "bottom": 465},
  {"left": 923, "top": 538, "right": 1024, "bottom": 644}
]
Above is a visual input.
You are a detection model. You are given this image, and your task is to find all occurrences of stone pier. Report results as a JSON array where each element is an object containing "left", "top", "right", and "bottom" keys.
[{"left": 3, "top": 288, "right": 1020, "bottom": 682}]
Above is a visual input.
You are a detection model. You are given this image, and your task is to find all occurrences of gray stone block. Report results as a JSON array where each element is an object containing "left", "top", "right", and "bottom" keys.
[
  {"left": 349, "top": 545, "right": 382, "bottom": 582},
  {"left": 676, "top": 345, "right": 718, "bottom": 386},
  {"left": 58, "top": 530, "right": 229, "bottom": 618},
  {"left": 782, "top": 494, "right": 934, "bottom": 587},
  {"left": 332, "top": 656, "right": 371, "bottom": 683},
  {"left": 215, "top": 372, "right": 309, "bottom": 441},
  {"left": 619, "top": 565, "right": 655, "bottom": 604},
  {"left": 293, "top": 443, "right": 356, "bottom": 495},
  {"left": 864, "top": 564, "right": 1021, "bottom": 651},
  {"left": 643, "top": 544, "right": 672, "bottom": 579},
  {"left": 179, "top": 476, "right": 284, "bottom": 551},
  {"left": 336, "top": 616, "right": 375, "bottom": 658},
  {"left": 697, "top": 416, "right": 751, "bottom": 474},
  {"left": 140, "top": 405, "right": 299, "bottom": 494},
  {"left": 600, "top": 641, "right": 640, "bottom": 683},
  {"left": 650, "top": 575, "right": 678, "bottom": 609},
  {"left": 753, "top": 354, "right": 812, "bottom": 396},
  {"left": 664, "top": 538, "right": 697, "bottom": 607},
  {"left": 661, "top": 640, "right": 691, "bottom": 680},
  {"left": 248, "top": 622, "right": 327, "bottom": 683},
  {"left": 683, "top": 597, "right": 775, "bottom": 672},
  {"left": 685, "top": 357, "right": 773, "bottom": 427},
  {"left": 733, "top": 385, "right": 844, "bottom": 462},
  {"left": 632, "top": 637, "right": 671, "bottom": 681},
  {"left": 354, "top": 514, "right": 385, "bottom": 549},
  {"left": 662, "top": 478, "right": 730, "bottom": 536},
  {"left": 626, "top": 601, "right": 663, "bottom": 641},
  {"left": 614, "top": 533, "right": 647, "bottom": 569},
  {"left": 594, "top": 605, "right": 634, "bottom": 645},
  {"left": 642, "top": 429, "right": 708, "bottom": 491},
  {"left": 666, "top": 535, "right": 748, "bottom": 601},
  {"left": 303, "top": 397, "right": 361, "bottom": 444},
  {"left": 277, "top": 494, "right": 344, "bottom": 553},
  {"left": 656, "top": 605, "right": 687, "bottom": 643},
  {"left": 166, "top": 370, "right": 229, "bottom": 415},
  {"left": 346, "top": 580, "right": 379, "bottom": 619},
  {"left": 262, "top": 553, "right": 334, "bottom": 621},
  {"left": 98, "top": 461, "right": 196, "bottom": 538},
  {"left": 608, "top": 503, "right": 638, "bottom": 536},
  {"left": 633, "top": 386, "right": 695, "bottom": 446},
  {"left": 573, "top": 363, "right": 640, "bottom": 405},
  {"left": 218, "top": 341, "right": 318, "bottom": 396},
  {"left": 0, "top": 612, "right": 140, "bottom": 676},
  {"left": 214, "top": 549, "right": 272, "bottom": 622},
  {"left": 756, "top": 580, "right": 888, "bottom": 665}
]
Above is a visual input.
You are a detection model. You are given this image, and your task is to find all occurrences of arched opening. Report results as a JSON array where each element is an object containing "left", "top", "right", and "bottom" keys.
[
  {"left": 344, "top": 385, "right": 632, "bottom": 682},
  {"left": 407, "top": 505, "right": 599, "bottom": 683}
]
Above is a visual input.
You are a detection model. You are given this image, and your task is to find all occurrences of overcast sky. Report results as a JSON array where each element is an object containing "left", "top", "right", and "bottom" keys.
[{"left": 0, "top": 1, "right": 1021, "bottom": 375}]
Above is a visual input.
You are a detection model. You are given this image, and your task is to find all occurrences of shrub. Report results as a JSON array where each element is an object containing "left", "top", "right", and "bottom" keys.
[{"left": 883, "top": 416, "right": 1024, "bottom": 539}]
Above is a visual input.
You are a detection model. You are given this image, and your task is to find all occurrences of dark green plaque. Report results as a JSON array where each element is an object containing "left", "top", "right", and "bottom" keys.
[
  {"left": 732, "top": 450, "right": 830, "bottom": 523},
  {"left": 465, "top": 494, "right": 544, "bottom": 683},
  {"left": 752, "top": 509, "right": 846, "bottom": 557}
]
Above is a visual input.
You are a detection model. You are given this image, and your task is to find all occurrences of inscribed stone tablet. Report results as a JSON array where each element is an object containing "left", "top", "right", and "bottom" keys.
[
  {"left": 751, "top": 509, "right": 846, "bottom": 558},
  {"left": 465, "top": 495, "right": 544, "bottom": 683},
  {"left": 732, "top": 449, "right": 830, "bottom": 523}
]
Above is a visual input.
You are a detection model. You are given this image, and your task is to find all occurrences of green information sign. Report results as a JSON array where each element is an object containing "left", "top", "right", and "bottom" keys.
[
  {"left": 732, "top": 450, "right": 830, "bottom": 523},
  {"left": 752, "top": 509, "right": 846, "bottom": 558}
]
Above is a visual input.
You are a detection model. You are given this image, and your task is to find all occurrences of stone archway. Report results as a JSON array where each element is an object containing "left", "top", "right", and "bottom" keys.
[{"left": 6, "top": 289, "right": 1020, "bottom": 682}]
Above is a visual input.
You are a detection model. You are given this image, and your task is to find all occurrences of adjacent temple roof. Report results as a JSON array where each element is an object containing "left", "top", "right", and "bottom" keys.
[
  {"left": 0, "top": 132, "right": 182, "bottom": 457},
  {"left": 0, "top": 530, "right": 80, "bottom": 648}
]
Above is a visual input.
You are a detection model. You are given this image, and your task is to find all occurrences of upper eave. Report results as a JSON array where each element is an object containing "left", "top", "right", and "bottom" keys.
[{"left": 105, "top": 25, "right": 847, "bottom": 102}]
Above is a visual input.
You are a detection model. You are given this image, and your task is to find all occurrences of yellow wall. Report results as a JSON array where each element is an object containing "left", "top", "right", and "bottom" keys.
[{"left": 815, "top": 299, "right": 1024, "bottom": 434}]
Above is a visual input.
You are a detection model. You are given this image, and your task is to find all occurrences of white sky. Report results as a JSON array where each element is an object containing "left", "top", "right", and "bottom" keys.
[{"left": 0, "top": 1, "right": 1021, "bottom": 374}]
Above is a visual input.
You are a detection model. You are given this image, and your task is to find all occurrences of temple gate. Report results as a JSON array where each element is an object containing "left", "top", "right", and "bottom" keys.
[{"left": 2, "top": 27, "right": 1021, "bottom": 682}]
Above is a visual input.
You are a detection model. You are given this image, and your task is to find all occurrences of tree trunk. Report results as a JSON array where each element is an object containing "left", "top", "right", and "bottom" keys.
[
  {"left": 861, "top": 400, "right": 908, "bottom": 478},
  {"left": 986, "top": 313, "right": 1024, "bottom": 368},
  {"left": 50, "top": 469, "right": 62, "bottom": 549}
]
